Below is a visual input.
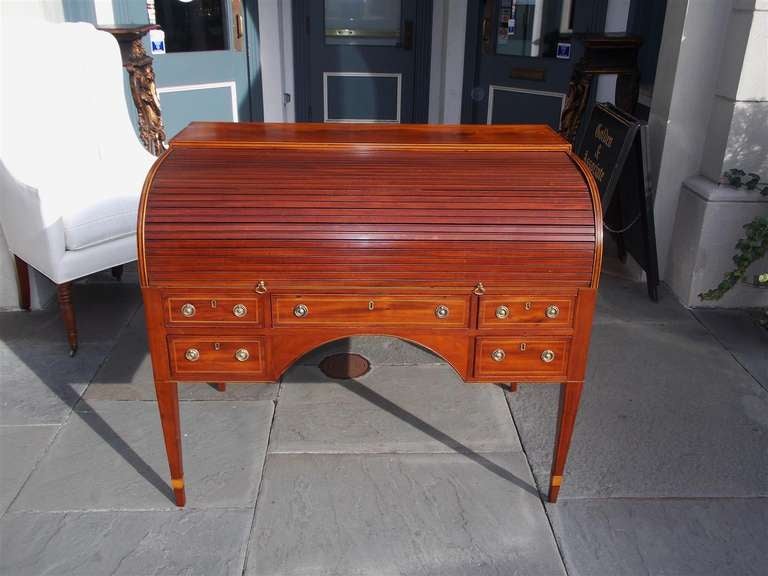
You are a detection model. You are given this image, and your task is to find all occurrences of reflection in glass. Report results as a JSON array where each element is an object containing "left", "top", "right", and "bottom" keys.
[
  {"left": 150, "top": 0, "right": 228, "bottom": 53},
  {"left": 496, "top": 0, "right": 569, "bottom": 58},
  {"left": 325, "top": 0, "right": 401, "bottom": 46}
]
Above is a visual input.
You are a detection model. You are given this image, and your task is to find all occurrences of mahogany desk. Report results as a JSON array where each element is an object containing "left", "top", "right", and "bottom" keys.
[{"left": 138, "top": 123, "right": 603, "bottom": 506}]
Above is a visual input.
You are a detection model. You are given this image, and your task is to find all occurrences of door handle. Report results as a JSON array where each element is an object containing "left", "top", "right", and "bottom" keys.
[
  {"left": 482, "top": 0, "right": 493, "bottom": 54},
  {"left": 232, "top": 0, "right": 244, "bottom": 51},
  {"left": 403, "top": 20, "right": 413, "bottom": 50}
]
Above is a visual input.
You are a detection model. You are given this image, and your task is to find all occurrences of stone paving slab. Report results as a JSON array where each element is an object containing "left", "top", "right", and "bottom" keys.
[
  {"left": 84, "top": 312, "right": 278, "bottom": 402},
  {"left": 0, "top": 508, "right": 253, "bottom": 576},
  {"left": 0, "top": 281, "right": 141, "bottom": 345},
  {"left": 547, "top": 498, "right": 768, "bottom": 576},
  {"left": 694, "top": 308, "right": 768, "bottom": 390},
  {"left": 273, "top": 364, "right": 521, "bottom": 454},
  {"left": 594, "top": 274, "right": 693, "bottom": 325},
  {"left": 296, "top": 335, "right": 441, "bottom": 366},
  {"left": 11, "top": 400, "right": 274, "bottom": 511},
  {"left": 246, "top": 452, "right": 564, "bottom": 576},
  {"left": 507, "top": 320, "right": 768, "bottom": 498},
  {"left": 0, "top": 425, "right": 58, "bottom": 514},
  {"left": 0, "top": 340, "right": 111, "bottom": 425}
]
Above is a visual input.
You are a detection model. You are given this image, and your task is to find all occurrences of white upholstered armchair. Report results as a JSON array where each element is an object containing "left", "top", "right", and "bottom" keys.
[{"left": 0, "top": 22, "right": 155, "bottom": 355}]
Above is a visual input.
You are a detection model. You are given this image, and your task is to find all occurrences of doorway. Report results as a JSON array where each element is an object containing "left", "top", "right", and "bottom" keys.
[
  {"left": 462, "top": 0, "right": 608, "bottom": 127},
  {"left": 292, "top": 0, "right": 433, "bottom": 123},
  {"left": 146, "top": 0, "right": 263, "bottom": 138}
]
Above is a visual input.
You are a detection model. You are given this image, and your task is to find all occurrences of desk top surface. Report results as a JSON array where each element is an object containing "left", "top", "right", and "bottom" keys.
[{"left": 171, "top": 122, "right": 572, "bottom": 151}]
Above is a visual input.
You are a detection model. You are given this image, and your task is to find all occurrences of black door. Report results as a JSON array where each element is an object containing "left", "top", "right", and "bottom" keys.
[
  {"left": 463, "top": 0, "right": 608, "bottom": 127},
  {"left": 293, "top": 0, "right": 432, "bottom": 123}
]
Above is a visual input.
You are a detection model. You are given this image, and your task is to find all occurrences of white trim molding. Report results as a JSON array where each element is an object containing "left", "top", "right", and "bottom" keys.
[
  {"left": 157, "top": 81, "right": 239, "bottom": 122},
  {"left": 323, "top": 72, "right": 402, "bottom": 123},
  {"left": 486, "top": 85, "right": 566, "bottom": 126}
]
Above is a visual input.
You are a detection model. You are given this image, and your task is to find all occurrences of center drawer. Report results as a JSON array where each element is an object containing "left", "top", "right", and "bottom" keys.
[{"left": 272, "top": 295, "right": 470, "bottom": 327}]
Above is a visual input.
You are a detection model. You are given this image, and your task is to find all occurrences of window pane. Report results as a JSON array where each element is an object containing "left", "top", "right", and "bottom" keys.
[
  {"left": 152, "top": 0, "right": 228, "bottom": 53},
  {"left": 325, "top": 0, "right": 401, "bottom": 46}
]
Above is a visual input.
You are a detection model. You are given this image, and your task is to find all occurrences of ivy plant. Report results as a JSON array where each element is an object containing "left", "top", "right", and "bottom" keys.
[
  {"left": 700, "top": 169, "right": 767, "bottom": 303},
  {"left": 699, "top": 216, "right": 768, "bottom": 301},
  {"left": 722, "top": 168, "right": 768, "bottom": 196}
]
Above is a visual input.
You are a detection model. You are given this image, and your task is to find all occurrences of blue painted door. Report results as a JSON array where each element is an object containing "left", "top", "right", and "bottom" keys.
[
  {"left": 144, "top": 0, "right": 260, "bottom": 138},
  {"left": 293, "top": 0, "right": 432, "bottom": 123},
  {"left": 463, "top": 0, "right": 605, "bottom": 128}
]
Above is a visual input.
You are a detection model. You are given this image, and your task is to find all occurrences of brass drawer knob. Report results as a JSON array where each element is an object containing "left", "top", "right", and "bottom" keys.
[
  {"left": 435, "top": 304, "right": 450, "bottom": 319},
  {"left": 491, "top": 348, "right": 506, "bottom": 362},
  {"left": 181, "top": 303, "right": 196, "bottom": 317},
  {"left": 495, "top": 305, "right": 509, "bottom": 319},
  {"left": 293, "top": 304, "right": 309, "bottom": 318},
  {"left": 545, "top": 305, "right": 560, "bottom": 319},
  {"left": 541, "top": 349, "right": 555, "bottom": 363},
  {"left": 184, "top": 348, "right": 200, "bottom": 362},
  {"left": 234, "top": 348, "right": 250, "bottom": 362},
  {"left": 233, "top": 304, "right": 248, "bottom": 318}
]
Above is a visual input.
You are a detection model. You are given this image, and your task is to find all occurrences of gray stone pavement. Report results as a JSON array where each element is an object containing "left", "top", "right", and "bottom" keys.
[{"left": 0, "top": 263, "right": 766, "bottom": 575}]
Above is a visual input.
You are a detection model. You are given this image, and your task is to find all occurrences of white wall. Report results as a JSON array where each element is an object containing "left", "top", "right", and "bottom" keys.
[
  {"left": 648, "top": 0, "right": 735, "bottom": 280},
  {"left": 428, "top": 0, "right": 468, "bottom": 124},
  {"left": 259, "top": 0, "right": 295, "bottom": 122},
  {"left": 0, "top": 0, "right": 64, "bottom": 310}
]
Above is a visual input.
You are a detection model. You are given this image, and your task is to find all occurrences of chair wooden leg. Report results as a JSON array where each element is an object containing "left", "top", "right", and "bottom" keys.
[
  {"left": 57, "top": 282, "right": 78, "bottom": 356},
  {"left": 155, "top": 380, "right": 186, "bottom": 506},
  {"left": 548, "top": 381, "right": 583, "bottom": 503},
  {"left": 14, "top": 256, "right": 31, "bottom": 311},
  {"left": 209, "top": 382, "right": 226, "bottom": 392},
  {"left": 111, "top": 265, "right": 124, "bottom": 281}
]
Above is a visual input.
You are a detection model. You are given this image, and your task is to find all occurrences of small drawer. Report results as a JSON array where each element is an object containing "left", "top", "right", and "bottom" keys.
[
  {"left": 169, "top": 337, "right": 265, "bottom": 377},
  {"left": 272, "top": 295, "right": 469, "bottom": 327},
  {"left": 165, "top": 296, "right": 262, "bottom": 326},
  {"left": 478, "top": 296, "right": 574, "bottom": 328},
  {"left": 474, "top": 337, "right": 569, "bottom": 379}
]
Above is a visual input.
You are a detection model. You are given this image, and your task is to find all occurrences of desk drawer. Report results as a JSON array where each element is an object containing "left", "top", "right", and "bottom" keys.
[
  {"left": 169, "top": 337, "right": 265, "bottom": 377},
  {"left": 478, "top": 296, "right": 574, "bottom": 328},
  {"left": 165, "top": 296, "right": 262, "bottom": 326},
  {"left": 474, "top": 337, "right": 569, "bottom": 379},
  {"left": 272, "top": 295, "right": 469, "bottom": 327}
]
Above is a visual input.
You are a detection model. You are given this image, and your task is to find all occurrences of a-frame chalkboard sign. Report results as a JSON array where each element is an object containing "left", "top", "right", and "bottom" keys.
[{"left": 576, "top": 103, "right": 660, "bottom": 301}]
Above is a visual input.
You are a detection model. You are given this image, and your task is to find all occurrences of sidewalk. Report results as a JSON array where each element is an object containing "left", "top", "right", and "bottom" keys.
[{"left": 1, "top": 265, "right": 765, "bottom": 575}]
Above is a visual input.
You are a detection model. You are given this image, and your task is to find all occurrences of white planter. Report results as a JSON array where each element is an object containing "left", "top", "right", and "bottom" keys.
[{"left": 667, "top": 175, "right": 768, "bottom": 308}]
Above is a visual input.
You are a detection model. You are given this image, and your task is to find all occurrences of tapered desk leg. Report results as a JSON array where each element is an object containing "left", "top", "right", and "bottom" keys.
[
  {"left": 155, "top": 380, "right": 185, "bottom": 506},
  {"left": 548, "top": 380, "right": 583, "bottom": 503}
]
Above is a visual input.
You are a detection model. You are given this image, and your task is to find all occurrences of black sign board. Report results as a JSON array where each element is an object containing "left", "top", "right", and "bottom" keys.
[{"left": 576, "top": 103, "right": 660, "bottom": 301}]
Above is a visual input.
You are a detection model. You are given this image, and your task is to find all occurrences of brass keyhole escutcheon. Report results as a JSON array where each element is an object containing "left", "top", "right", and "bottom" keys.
[
  {"left": 491, "top": 348, "right": 506, "bottom": 362},
  {"left": 435, "top": 304, "right": 449, "bottom": 319},
  {"left": 495, "top": 305, "right": 509, "bottom": 319},
  {"left": 185, "top": 348, "right": 200, "bottom": 362},
  {"left": 524, "top": 301, "right": 533, "bottom": 311},
  {"left": 214, "top": 342, "right": 221, "bottom": 351},
  {"left": 181, "top": 303, "right": 196, "bottom": 317},
  {"left": 541, "top": 349, "right": 555, "bottom": 363},
  {"left": 519, "top": 342, "right": 527, "bottom": 352},
  {"left": 294, "top": 304, "right": 309, "bottom": 318},
  {"left": 234, "top": 348, "right": 250, "bottom": 362},
  {"left": 233, "top": 304, "right": 247, "bottom": 318},
  {"left": 210, "top": 299, "right": 217, "bottom": 308},
  {"left": 545, "top": 305, "right": 560, "bottom": 319},
  {"left": 368, "top": 300, "right": 375, "bottom": 311}
]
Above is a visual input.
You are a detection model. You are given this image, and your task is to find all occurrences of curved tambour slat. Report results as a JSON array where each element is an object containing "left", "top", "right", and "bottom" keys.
[{"left": 139, "top": 123, "right": 600, "bottom": 290}]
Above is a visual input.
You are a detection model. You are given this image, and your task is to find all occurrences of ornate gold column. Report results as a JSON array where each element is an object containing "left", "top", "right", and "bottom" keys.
[{"left": 98, "top": 25, "right": 167, "bottom": 156}]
